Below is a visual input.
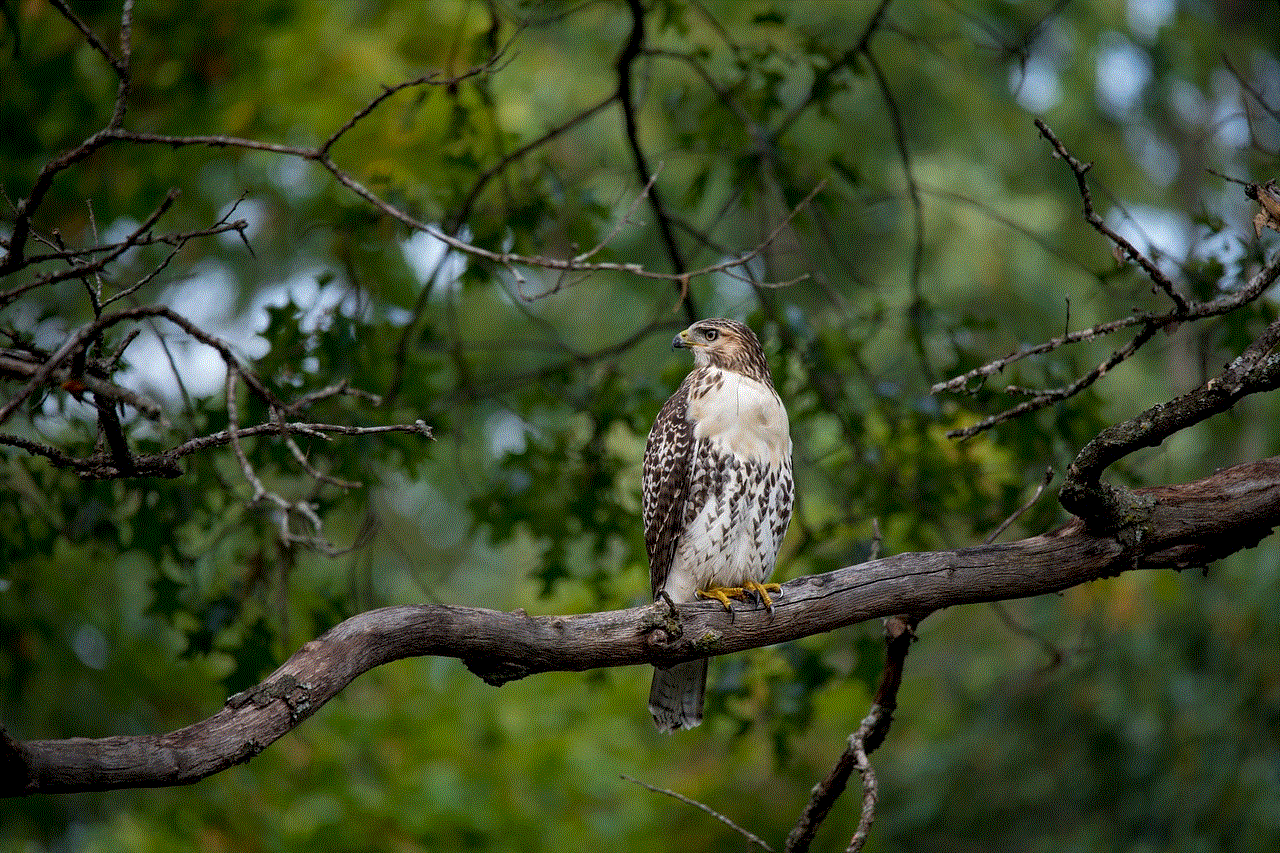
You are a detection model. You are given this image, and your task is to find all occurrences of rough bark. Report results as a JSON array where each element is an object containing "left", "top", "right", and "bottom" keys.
[{"left": 5, "top": 456, "right": 1280, "bottom": 796}]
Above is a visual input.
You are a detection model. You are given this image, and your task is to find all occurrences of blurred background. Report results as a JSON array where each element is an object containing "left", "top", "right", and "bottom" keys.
[{"left": 2, "top": 1, "right": 1279, "bottom": 850}]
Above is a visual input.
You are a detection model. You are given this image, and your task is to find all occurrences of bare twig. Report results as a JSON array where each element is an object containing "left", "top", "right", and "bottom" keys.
[
  {"left": 22, "top": 218, "right": 247, "bottom": 268},
  {"left": 917, "top": 183, "right": 1089, "bottom": 271},
  {"left": 1035, "top": 119, "right": 1187, "bottom": 312},
  {"left": 944, "top": 320, "right": 1158, "bottom": 440},
  {"left": 936, "top": 170, "right": 1280, "bottom": 442},
  {"left": 105, "top": 194, "right": 251, "bottom": 308},
  {"left": 109, "top": 0, "right": 135, "bottom": 129},
  {"left": 984, "top": 466, "right": 1054, "bottom": 544},
  {"left": 322, "top": 28, "right": 516, "bottom": 157},
  {"left": 864, "top": 48, "right": 930, "bottom": 379},
  {"left": 644, "top": 47, "right": 754, "bottom": 130},
  {"left": 771, "top": 0, "right": 891, "bottom": 140},
  {"left": 285, "top": 380, "right": 381, "bottom": 414},
  {"left": 1223, "top": 56, "right": 1280, "bottom": 126},
  {"left": 844, "top": 712, "right": 879, "bottom": 853},
  {"left": 933, "top": 121, "right": 1279, "bottom": 439},
  {"left": 225, "top": 366, "right": 341, "bottom": 553},
  {"left": 448, "top": 90, "right": 618, "bottom": 232},
  {"left": 990, "top": 601, "right": 1064, "bottom": 670},
  {"left": 0, "top": 303, "right": 265, "bottom": 427},
  {"left": 97, "top": 122, "right": 817, "bottom": 294},
  {"left": 49, "top": 0, "right": 122, "bottom": 73},
  {"left": 0, "top": 188, "right": 180, "bottom": 307},
  {"left": 91, "top": 387, "right": 133, "bottom": 472},
  {"left": 572, "top": 164, "right": 663, "bottom": 265},
  {"left": 224, "top": 366, "right": 266, "bottom": 502},
  {"left": 983, "top": 467, "right": 1066, "bottom": 667},
  {"left": 0, "top": 350, "right": 163, "bottom": 421},
  {"left": 622, "top": 776, "right": 775, "bottom": 851},
  {"left": 0, "top": 297, "right": 431, "bottom": 499},
  {"left": 935, "top": 246, "right": 1280, "bottom": 427},
  {"left": 272, "top": 404, "right": 362, "bottom": 491},
  {"left": 0, "top": 419, "right": 430, "bottom": 480}
]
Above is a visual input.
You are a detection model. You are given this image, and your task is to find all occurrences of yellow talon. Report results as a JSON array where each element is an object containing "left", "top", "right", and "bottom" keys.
[{"left": 742, "top": 580, "right": 782, "bottom": 611}]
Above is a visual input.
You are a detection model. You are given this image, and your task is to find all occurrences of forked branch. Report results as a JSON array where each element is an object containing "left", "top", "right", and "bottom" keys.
[{"left": 934, "top": 120, "right": 1280, "bottom": 441}]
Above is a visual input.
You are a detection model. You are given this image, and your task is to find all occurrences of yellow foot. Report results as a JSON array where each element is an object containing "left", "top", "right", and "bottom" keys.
[
  {"left": 742, "top": 580, "right": 782, "bottom": 611},
  {"left": 695, "top": 582, "right": 783, "bottom": 612},
  {"left": 696, "top": 586, "right": 741, "bottom": 610}
]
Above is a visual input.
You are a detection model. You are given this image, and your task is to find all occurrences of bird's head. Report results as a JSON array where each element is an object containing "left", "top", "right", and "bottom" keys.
[{"left": 673, "top": 318, "right": 772, "bottom": 383}]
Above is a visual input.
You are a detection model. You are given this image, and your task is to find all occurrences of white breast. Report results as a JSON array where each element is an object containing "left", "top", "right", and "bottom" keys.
[{"left": 686, "top": 371, "right": 791, "bottom": 465}]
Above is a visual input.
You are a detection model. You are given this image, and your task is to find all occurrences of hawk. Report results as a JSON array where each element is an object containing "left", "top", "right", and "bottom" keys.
[{"left": 642, "top": 318, "right": 794, "bottom": 732}]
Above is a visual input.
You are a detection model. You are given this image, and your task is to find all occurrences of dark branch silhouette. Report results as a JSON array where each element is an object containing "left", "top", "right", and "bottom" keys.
[{"left": 617, "top": 0, "right": 697, "bottom": 322}]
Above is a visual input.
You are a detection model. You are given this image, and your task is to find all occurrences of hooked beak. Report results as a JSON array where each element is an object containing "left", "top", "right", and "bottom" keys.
[{"left": 672, "top": 329, "right": 691, "bottom": 350}]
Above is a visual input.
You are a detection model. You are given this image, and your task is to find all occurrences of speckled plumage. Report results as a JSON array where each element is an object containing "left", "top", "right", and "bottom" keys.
[{"left": 642, "top": 318, "right": 794, "bottom": 732}]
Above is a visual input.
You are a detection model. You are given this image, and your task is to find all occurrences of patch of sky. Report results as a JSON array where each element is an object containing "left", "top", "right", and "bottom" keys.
[
  {"left": 709, "top": 255, "right": 761, "bottom": 317},
  {"left": 1010, "top": 53, "right": 1062, "bottom": 114},
  {"left": 102, "top": 216, "right": 143, "bottom": 264},
  {"left": 1104, "top": 204, "right": 1191, "bottom": 273},
  {"left": 401, "top": 227, "right": 468, "bottom": 298},
  {"left": 1124, "top": 124, "right": 1179, "bottom": 188},
  {"left": 1126, "top": 0, "right": 1176, "bottom": 42},
  {"left": 1209, "top": 68, "right": 1251, "bottom": 151},
  {"left": 1096, "top": 32, "right": 1152, "bottom": 120},
  {"left": 486, "top": 410, "right": 529, "bottom": 459},
  {"left": 218, "top": 196, "right": 269, "bottom": 247}
]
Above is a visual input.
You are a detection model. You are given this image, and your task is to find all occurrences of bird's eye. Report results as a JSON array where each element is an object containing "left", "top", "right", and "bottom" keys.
[{"left": 703, "top": 328, "right": 719, "bottom": 341}]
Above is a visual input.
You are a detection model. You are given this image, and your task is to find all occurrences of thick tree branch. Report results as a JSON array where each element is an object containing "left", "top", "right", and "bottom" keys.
[
  {"left": 6, "top": 457, "right": 1279, "bottom": 796},
  {"left": 1060, "top": 315, "right": 1280, "bottom": 529}
]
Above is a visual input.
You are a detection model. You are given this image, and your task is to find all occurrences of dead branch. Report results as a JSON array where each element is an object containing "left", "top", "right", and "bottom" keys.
[
  {"left": 1223, "top": 56, "right": 1280, "bottom": 127},
  {"left": 1060, "top": 315, "right": 1280, "bottom": 530},
  {"left": 0, "top": 303, "right": 431, "bottom": 494},
  {"left": 931, "top": 313, "right": 1148, "bottom": 396},
  {"left": 0, "top": 349, "right": 163, "bottom": 420},
  {"left": 6, "top": 456, "right": 1279, "bottom": 796},
  {"left": 786, "top": 615, "right": 914, "bottom": 853},
  {"left": 0, "top": 418, "right": 430, "bottom": 480},
  {"left": 1035, "top": 119, "right": 1187, "bottom": 312},
  {"left": 935, "top": 144, "right": 1280, "bottom": 441},
  {"left": 944, "top": 321, "right": 1159, "bottom": 440}
]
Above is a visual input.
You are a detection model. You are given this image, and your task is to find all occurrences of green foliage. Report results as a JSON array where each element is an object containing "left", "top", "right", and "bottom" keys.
[
  {"left": 470, "top": 365, "right": 653, "bottom": 598},
  {"left": 3, "top": 0, "right": 1280, "bottom": 851}
]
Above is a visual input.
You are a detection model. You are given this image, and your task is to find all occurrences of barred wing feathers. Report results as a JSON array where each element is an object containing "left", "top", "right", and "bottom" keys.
[{"left": 642, "top": 376, "right": 694, "bottom": 598}]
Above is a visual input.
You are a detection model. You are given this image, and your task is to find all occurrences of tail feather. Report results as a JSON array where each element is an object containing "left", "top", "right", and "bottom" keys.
[{"left": 649, "top": 659, "right": 708, "bottom": 732}]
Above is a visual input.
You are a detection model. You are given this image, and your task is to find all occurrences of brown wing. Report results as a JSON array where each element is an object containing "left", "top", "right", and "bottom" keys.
[{"left": 642, "top": 376, "right": 694, "bottom": 598}]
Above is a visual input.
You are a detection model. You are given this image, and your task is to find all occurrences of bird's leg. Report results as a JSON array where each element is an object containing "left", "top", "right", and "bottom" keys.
[
  {"left": 655, "top": 589, "right": 678, "bottom": 619},
  {"left": 741, "top": 580, "right": 782, "bottom": 613}
]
